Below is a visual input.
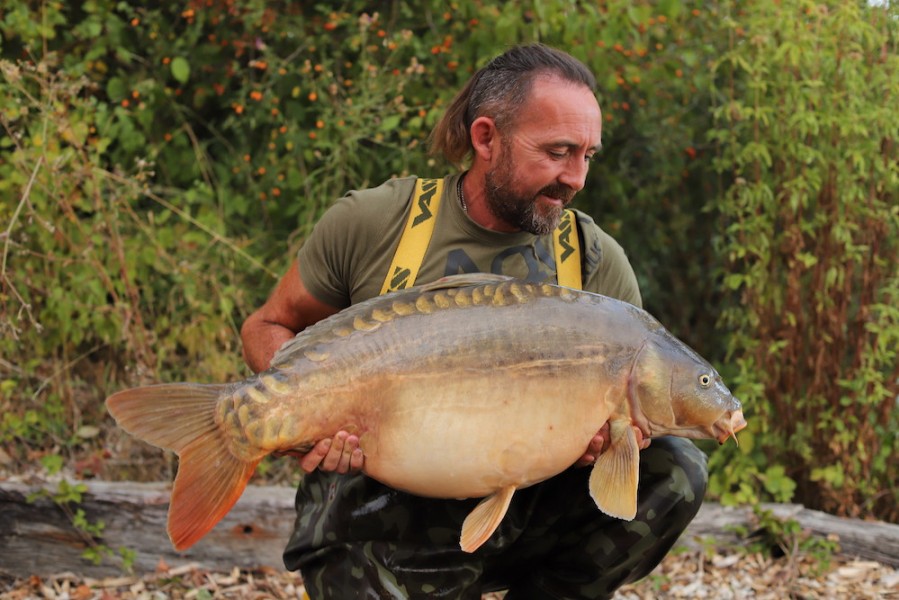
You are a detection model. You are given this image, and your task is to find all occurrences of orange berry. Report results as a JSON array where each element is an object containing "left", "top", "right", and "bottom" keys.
[{"left": 308, "top": 91, "right": 318, "bottom": 101}]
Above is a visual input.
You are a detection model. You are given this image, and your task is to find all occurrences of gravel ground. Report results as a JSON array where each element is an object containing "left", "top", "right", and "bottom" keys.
[{"left": 2, "top": 544, "right": 897, "bottom": 599}]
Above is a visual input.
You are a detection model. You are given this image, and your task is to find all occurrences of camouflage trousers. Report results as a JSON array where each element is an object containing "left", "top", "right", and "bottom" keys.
[{"left": 283, "top": 437, "right": 708, "bottom": 599}]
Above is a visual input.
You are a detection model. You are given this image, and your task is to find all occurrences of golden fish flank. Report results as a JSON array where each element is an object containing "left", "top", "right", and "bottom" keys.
[{"left": 105, "top": 273, "right": 746, "bottom": 554}]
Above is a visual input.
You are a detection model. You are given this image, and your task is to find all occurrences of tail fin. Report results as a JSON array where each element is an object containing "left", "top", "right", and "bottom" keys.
[{"left": 106, "top": 384, "right": 262, "bottom": 551}]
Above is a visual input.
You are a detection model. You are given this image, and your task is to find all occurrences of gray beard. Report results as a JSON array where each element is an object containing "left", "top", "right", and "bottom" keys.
[{"left": 484, "top": 172, "right": 571, "bottom": 235}]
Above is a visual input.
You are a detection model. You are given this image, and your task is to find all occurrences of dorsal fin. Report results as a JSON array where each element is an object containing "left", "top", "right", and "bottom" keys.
[{"left": 418, "top": 273, "right": 515, "bottom": 292}]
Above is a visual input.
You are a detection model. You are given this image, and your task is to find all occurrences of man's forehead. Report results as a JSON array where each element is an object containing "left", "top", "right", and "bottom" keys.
[{"left": 515, "top": 80, "right": 602, "bottom": 143}]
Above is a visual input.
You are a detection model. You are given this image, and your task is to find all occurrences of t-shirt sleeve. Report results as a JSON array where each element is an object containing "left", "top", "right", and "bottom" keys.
[
  {"left": 295, "top": 196, "right": 362, "bottom": 308},
  {"left": 576, "top": 211, "right": 643, "bottom": 308},
  {"left": 295, "top": 178, "right": 416, "bottom": 308},
  {"left": 594, "top": 230, "right": 642, "bottom": 308}
]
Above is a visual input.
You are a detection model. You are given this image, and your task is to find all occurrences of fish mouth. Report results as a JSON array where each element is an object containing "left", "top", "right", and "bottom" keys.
[{"left": 715, "top": 409, "right": 747, "bottom": 445}]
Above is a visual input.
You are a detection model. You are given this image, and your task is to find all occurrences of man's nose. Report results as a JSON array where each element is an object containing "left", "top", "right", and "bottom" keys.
[{"left": 558, "top": 156, "right": 589, "bottom": 192}]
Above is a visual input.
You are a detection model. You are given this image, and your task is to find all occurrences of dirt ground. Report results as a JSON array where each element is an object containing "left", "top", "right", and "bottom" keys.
[{"left": 2, "top": 544, "right": 897, "bottom": 599}]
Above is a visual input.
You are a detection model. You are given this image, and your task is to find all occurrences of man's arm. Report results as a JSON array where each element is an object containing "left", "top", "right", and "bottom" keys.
[{"left": 240, "top": 259, "right": 364, "bottom": 474}]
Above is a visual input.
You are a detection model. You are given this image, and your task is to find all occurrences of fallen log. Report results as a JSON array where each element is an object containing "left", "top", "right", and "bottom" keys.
[
  {"left": 0, "top": 480, "right": 292, "bottom": 578},
  {"left": 1, "top": 480, "right": 897, "bottom": 578}
]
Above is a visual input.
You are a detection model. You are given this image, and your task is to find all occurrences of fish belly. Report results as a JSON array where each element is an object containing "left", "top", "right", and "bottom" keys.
[{"left": 360, "top": 371, "right": 610, "bottom": 499}]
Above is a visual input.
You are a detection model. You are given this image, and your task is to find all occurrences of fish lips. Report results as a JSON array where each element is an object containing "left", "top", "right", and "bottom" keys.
[{"left": 714, "top": 409, "right": 748, "bottom": 445}]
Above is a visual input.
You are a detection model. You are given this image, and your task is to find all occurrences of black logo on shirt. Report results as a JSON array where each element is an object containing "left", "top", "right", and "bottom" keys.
[{"left": 411, "top": 179, "right": 439, "bottom": 227}]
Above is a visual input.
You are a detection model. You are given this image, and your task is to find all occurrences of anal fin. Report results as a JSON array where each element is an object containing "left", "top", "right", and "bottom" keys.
[
  {"left": 589, "top": 418, "right": 640, "bottom": 520},
  {"left": 459, "top": 485, "right": 516, "bottom": 553}
]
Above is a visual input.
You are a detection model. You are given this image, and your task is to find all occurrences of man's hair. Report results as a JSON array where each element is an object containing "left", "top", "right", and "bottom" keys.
[{"left": 428, "top": 43, "right": 597, "bottom": 165}]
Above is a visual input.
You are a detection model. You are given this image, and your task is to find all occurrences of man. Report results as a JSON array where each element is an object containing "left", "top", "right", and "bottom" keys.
[{"left": 241, "top": 43, "right": 708, "bottom": 599}]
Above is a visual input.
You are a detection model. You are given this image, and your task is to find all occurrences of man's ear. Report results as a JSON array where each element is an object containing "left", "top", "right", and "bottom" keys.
[{"left": 470, "top": 116, "right": 498, "bottom": 161}]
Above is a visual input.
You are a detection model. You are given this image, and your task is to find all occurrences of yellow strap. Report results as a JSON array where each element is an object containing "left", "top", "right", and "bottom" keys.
[
  {"left": 553, "top": 209, "right": 582, "bottom": 290},
  {"left": 380, "top": 178, "right": 444, "bottom": 294}
]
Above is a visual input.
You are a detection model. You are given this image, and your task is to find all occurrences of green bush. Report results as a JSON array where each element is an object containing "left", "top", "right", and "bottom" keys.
[{"left": 707, "top": 0, "right": 899, "bottom": 522}]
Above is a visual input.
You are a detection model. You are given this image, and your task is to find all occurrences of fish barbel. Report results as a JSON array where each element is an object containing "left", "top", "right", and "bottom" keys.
[{"left": 106, "top": 274, "right": 746, "bottom": 553}]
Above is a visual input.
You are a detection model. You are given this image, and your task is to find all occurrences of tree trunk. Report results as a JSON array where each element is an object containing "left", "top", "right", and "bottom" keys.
[{"left": 1, "top": 480, "right": 897, "bottom": 578}]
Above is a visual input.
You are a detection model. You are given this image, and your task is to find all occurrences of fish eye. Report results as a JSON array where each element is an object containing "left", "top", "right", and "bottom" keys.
[{"left": 699, "top": 374, "right": 712, "bottom": 387}]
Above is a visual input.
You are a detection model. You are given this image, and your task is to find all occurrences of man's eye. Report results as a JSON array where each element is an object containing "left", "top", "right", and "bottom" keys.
[{"left": 549, "top": 150, "right": 566, "bottom": 159}]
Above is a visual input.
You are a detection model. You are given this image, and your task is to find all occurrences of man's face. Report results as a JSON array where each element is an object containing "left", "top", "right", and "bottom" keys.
[{"left": 484, "top": 76, "right": 602, "bottom": 235}]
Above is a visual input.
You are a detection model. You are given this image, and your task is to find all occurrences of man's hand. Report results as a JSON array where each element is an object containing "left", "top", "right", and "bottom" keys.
[
  {"left": 280, "top": 431, "right": 365, "bottom": 474},
  {"left": 575, "top": 422, "right": 650, "bottom": 467}
]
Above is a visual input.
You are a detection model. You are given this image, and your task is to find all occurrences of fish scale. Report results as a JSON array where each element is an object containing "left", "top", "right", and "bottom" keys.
[{"left": 105, "top": 273, "right": 746, "bottom": 553}]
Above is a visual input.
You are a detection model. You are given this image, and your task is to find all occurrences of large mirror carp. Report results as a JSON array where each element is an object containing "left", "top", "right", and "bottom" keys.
[{"left": 106, "top": 274, "right": 746, "bottom": 553}]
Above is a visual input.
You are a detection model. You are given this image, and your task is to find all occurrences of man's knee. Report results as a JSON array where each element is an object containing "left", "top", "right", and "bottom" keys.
[{"left": 639, "top": 436, "right": 708, "bottom": 524}]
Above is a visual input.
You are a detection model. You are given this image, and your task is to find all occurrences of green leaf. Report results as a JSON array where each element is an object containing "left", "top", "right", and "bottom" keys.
[
  {"left": 378, "top": 114, "right": 402, "bottom": 132},
  {"left": 171, "top": 57, "right": 191, "bottom": 84},
  {"left": 41, "top": 454, "right": 64, "bottom": 475},
  {"left": 106, "top": 76, "right": 125, "bottom": 101}
]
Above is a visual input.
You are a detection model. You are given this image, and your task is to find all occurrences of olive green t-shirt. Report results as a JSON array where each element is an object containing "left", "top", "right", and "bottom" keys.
[{"left": 296, "top": 174, "right": 642, "bottom": 309}]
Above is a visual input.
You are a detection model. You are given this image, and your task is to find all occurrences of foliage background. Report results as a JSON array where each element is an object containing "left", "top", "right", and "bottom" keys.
[{"left": 1, "top": 0, "right": 896, "bottom": 525}]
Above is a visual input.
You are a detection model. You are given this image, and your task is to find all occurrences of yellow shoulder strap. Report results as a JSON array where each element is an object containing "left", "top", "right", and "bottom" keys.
[
  {"left": 380, "top": 178, "right": 444, "bottom": 294},
  {"left": 381, "top": 183, "right": 581, "bottom": 294},
  {"left": 553, "top": 209, "right": 582, "bottom": 290}
]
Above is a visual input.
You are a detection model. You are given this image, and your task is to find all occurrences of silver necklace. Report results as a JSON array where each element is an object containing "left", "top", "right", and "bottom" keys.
[{"left": 457, "top": 174, "right": 467, "bottom": 213}]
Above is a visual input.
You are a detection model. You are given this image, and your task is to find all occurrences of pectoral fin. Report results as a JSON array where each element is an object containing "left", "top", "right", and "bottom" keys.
[
  {"left": 588, "top": 418, "right": 640, "bottom": 520},
  {"left": 459, "top": 485, "right": 516, "bottom": 553}
]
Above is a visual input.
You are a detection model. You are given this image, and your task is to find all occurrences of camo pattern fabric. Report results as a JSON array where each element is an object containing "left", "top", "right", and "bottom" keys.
[{"left": 283, "top": 436, "right": 708, "bottom": 599}]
